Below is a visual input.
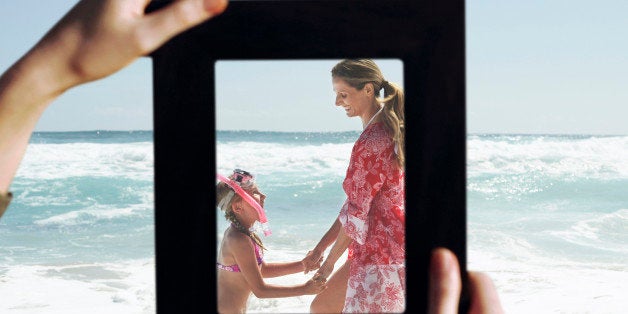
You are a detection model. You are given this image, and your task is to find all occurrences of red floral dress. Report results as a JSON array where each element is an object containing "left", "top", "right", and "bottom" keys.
[{"left": 339, "top": 122, "right": 406, "bottom": 313}]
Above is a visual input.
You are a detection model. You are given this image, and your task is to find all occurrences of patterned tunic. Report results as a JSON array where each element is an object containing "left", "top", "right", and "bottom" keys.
[{"left": 339, "top": 122, "right": 406, "bottom": 313}]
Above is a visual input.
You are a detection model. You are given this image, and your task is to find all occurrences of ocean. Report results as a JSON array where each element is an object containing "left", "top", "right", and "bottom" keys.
[{"left": 1, "top": 131, "right": 626, "bottom": 313}]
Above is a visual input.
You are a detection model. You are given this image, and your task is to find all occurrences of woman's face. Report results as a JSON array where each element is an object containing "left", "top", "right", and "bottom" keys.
[{"left": 332, "top": 77, "right": 373, "bottom": 118}]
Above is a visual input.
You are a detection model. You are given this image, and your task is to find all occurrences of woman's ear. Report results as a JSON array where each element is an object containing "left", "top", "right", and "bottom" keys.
[{"left": 365, "top": 83, "right": 374, "bottom": 96}]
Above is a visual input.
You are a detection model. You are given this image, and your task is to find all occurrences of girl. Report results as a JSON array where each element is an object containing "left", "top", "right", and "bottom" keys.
[{"left": 216, "top": 169, "right": 326, "bottom": 313}]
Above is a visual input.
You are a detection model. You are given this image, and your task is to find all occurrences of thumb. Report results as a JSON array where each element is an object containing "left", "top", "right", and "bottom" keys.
[
  {"left": 428, "top": 248, "right": 462, "bottom": 314},
  {"left": 140, "top": 0, "right": 228, "bottom": 52}
]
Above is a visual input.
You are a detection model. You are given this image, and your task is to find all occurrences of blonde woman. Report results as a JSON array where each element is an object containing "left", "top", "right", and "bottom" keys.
[{"left": 305, "top": 59, "right": 406, "bottom": 313}]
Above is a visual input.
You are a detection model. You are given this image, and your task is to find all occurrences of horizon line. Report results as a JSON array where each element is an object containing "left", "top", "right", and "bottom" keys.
[{"left": 31, "top": 129, "right": 628, "bottom": 137}]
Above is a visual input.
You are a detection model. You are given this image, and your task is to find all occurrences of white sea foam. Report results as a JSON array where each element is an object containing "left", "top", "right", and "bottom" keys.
[
  {"left": 16, "top": 142, "right": 154, "bottom": 181},
  {"left": 549, "top": 209, "right": 628, "bottom": 254},
  {"left": 33, "top": 203, "right": 148, "bottom": 228},
  {"left": 216, "top": 142, "right": 353, "bottom": 179},
  {"left": 469, "top": 220, "right": 628, "bottom": 314},
  {"left": 469, "top": 247, "right": 628, "bottom": 314},
  {"left": 0, "top": 259, "right": 155, "bottom": 314},
  {"left": 467, "top": 135, "right": 628, "bottom": 179}
]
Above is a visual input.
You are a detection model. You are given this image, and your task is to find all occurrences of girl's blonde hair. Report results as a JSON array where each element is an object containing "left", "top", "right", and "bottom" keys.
[{"left": 332, "top": 59, "right": 405, "bottom": 168}]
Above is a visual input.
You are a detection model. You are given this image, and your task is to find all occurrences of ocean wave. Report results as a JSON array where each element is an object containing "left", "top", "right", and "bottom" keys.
[
  {"left": 34, "top": 204, "right": 148, "bottom": 228},
  {"left": 11, "top": 180, "right": 154, "bottom": 211},
  {"left": 16, "top": 142, "right": 154, "bottom": 181},
  {"left": 216, "top": 142, "right": 352, "bottom": 179},
  {"left": 549, "top": 209, "right": 628, "bottom": 254},
  {"left": 467, "top": 135, "right": 628, "bottom": 179},
  {"left": 0, "top": 259, "right": 155, "bottom": 313}
]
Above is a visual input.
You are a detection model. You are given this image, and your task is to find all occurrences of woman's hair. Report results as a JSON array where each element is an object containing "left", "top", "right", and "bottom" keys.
[
  {"left": 216, "top": 181, "right": 265, "bottom": 250},
  {"left": 331, "top": 59, "right": 405, "bottom": 168}
]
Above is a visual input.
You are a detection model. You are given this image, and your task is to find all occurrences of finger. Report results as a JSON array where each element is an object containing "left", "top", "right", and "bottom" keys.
[
  {"left": 428, "top": 248, "right": 462, "bottom": 314},
  {"left": 140, "top": 0, "right": 228, "bottom": 53},
  {"left": 467, "top": 271, "right": 504, "bottom": 314},
  {"left": 312, "top": 273, "right": 323, "bottom": 282}
]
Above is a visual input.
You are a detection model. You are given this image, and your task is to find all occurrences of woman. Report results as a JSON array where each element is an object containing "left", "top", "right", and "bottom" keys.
[
  {"left": 216, "top": 169, "right": 326, "bottom": 313},
  {"left": 307, "top": 59, "right": 406, "bottom": 313}
]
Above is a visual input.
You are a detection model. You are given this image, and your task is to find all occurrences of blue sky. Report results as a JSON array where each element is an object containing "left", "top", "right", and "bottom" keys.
[
  {"left": 215, "top": 59, "right": 403, "bottom": 132},
  {"left": 1, "top": 0, "right": 627, "bottom": 134}
]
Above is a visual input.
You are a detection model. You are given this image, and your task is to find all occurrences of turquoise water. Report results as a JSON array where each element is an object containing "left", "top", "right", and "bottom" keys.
[{"left": 1, "top": 131, "right": 626, "bottom": 313}]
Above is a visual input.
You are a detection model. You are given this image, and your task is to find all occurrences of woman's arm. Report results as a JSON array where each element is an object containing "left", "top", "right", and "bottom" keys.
[
  {"left": 302, "top": 217, "right": 341, "bottom": 273},
  {"left": 230, "top": 234, "right": 326, "bottom": 298},
  {"left": 314, "top": 226, "right": 352, "bottom": 280},
  {"left": 0, "top": 0, "right": 228, "bottom": 216}
]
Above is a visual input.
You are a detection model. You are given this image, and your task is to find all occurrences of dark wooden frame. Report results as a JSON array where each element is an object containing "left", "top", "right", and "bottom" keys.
[{"left": 149, "top": 0, "right": 467, "bottom": 312}]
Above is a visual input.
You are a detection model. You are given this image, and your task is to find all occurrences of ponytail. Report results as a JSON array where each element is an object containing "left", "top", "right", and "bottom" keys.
[
  {"left": 378, "top": 80, "right": 405, "bottom": 169},
  {"left": 331, "top": 59, "right": 405, "bottom": 169}
]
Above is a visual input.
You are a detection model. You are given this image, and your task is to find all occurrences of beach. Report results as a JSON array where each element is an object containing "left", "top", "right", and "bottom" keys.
[
  {"left": 1, "top": 131, "right": 626, "bottom": 313},
  {"left": 0, "top": 131, "right": 155, "bottom": 313},
  {"left": 467, "top": 134, "right": 628, "bottom": 313}
]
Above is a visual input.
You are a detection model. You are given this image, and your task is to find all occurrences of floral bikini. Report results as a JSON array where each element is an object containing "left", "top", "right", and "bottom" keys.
[{"left": 217, "top": 239, "right": 264, "bottom": 272}]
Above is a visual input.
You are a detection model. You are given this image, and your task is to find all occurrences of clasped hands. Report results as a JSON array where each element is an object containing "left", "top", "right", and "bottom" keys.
[
  {"left": 300, "top": 248, "right": 504, "bottom": 313},
  {"left": 301, "top": 250, "right": 328, "bottom": 282}
]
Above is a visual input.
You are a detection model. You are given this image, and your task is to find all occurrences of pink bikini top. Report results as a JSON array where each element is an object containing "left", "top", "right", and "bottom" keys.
[{"left": 217, "top": 239, "right": 264, "bottom": 272}]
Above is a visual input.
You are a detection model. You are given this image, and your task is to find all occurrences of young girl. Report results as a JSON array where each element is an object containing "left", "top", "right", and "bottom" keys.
[{"left": 216, "top": 169, "right": 326, "bottom": 313}]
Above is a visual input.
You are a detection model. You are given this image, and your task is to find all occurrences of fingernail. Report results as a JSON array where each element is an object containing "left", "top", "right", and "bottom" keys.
[{"left": 204, "top": 0, "right": 229, "bottom": 14}]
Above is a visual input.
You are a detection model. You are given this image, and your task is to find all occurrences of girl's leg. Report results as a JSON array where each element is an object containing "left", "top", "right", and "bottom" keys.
[{"left": 310, "top": 259, "right": 350, "bottom": 313}]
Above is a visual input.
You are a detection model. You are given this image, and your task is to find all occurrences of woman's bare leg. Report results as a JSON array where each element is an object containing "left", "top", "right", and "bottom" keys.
[{"left": 310, "top": 259, "right": 350, "bottom": 313}]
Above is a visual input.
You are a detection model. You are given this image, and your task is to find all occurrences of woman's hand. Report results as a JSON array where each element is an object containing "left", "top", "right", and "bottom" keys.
[
  {"left": 302, "top": 249, "right": 323, "bottom": 274},
  {"left": 312, "top": 260, "right": 334, "bottom": 282}
]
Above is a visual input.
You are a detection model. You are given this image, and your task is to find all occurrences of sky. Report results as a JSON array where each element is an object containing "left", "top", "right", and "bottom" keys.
[
  {"left": 1, "top": 0, "right": 627, "bottom": 134},
  {"left": 215, "top": 59, "right": 403, "bottom": 132}
]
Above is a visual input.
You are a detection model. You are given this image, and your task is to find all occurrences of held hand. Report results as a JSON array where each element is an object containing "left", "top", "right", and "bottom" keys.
[
  {"left": 428, "top": 248, "right": 504, "bottom": 314},
  {"left": 302, "top": 250, "right": 323, "bottom": 274},
  {"left": 304, "top": 277, "right": 327, "bottom": 295},
  {"left": 313, "top": 260, "right": 334, "bottom": 281},
  {"left": 31, "top": 0, "right": 228, "bottom": 94}
]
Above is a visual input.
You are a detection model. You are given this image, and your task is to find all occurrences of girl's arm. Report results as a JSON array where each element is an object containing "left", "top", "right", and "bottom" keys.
[
  {"left": 260, "top": 260, "right": 305, "bottom": 278},
  {"left": 230, "top": 234, "right": 325, "bottom": 298}
]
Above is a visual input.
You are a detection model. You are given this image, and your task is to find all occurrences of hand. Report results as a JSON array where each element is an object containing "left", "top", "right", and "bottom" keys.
[
  {"left": 312, "top": 260, "right": 334, "bottom": 282},
  {"left": 304, "top": 277, "right": 327, "bottom": 295},
  {"left": 428, "top": 248, "right": 504, "bottom": 314},
  {"left": 0, "top": 0, "right": 228, "bottom": 194},
  {"left": 302, "top": 249, "right": 323, "bottom": 274},
  {"left": 30, "top": 0, "right": 229, "bottom": 94}
]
